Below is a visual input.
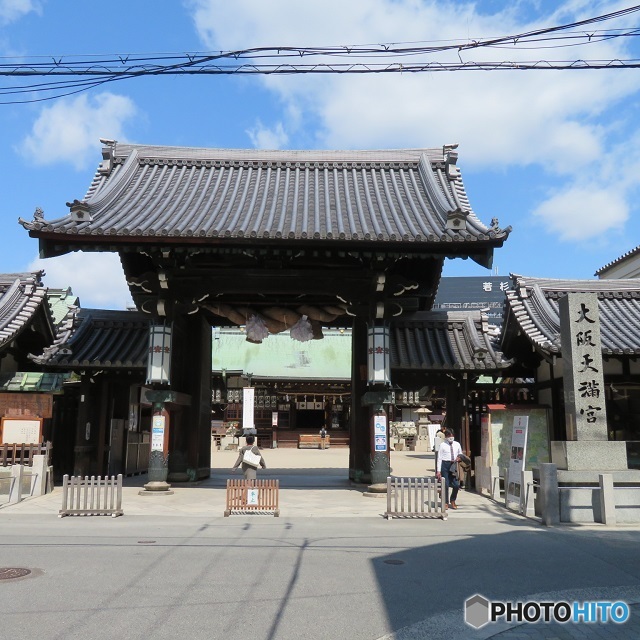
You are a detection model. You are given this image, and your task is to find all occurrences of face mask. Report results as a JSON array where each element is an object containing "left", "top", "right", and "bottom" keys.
[{"left": 447, "top": 437, "right": 454, "bottom": 443}]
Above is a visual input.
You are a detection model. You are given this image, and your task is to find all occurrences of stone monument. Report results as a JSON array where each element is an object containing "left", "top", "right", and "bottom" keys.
[{"left": 555, "top": 292, "right": 627, "bottom": 471}]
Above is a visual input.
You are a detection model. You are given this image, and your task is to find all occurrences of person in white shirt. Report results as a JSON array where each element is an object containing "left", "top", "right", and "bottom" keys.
[{"left": 436, "top": 429, "right": 463, "bottom": 509}]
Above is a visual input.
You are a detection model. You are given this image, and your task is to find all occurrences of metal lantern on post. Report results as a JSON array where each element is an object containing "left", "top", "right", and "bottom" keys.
[
  {"left": 367, "top": 324, "right": 390, "bottom": 386},
  {"left": 142, "top": 322, "right": 174, "bottom": 495},
  {"left": 146, "top": 323, "right": 172, "bottom": 385}
]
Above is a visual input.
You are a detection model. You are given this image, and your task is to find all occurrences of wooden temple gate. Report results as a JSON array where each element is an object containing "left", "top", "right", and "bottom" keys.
[{"left": 21, "top": 143, "right": 509, "bottom": 485}]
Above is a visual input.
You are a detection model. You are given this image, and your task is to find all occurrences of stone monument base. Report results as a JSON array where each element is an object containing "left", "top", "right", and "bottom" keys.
[{"left": 551, "top": 440, "right": 628, "bottom": 471}]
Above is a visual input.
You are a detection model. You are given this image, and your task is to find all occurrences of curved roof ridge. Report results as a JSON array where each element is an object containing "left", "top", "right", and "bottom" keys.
[{"left": 111, "top": 143, "right": 451, "bottom": 164}]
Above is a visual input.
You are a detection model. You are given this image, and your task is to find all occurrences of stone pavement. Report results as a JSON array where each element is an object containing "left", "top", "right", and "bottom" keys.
[
  {"left": 2, "top": 446, "right": 640, "bottom": 640},
  {"left": 1, "top": 446, "right": 512, "bottom": 519}
]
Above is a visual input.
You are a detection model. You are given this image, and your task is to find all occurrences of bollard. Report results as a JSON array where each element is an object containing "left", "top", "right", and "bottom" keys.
[
  {"left": 490, "top": 465, "right": 500, "bottom": 501},
  {"left": 31, "top": 455, "right": 48, "bottom": 497},
  {"left": 521, "top": 469, "right": 535, "bottom": 518},
  {"left": 503, "top": 467, "right": 509, "bottom": 508},
  {"left": 599, "top": 474, "right": 616, "bottom": 526},
  {"left": 539, "top": 463, "right": 560, "bottom": 526},
  {"left": 9, "top": 464, "right": 24, "bottom": 504}
]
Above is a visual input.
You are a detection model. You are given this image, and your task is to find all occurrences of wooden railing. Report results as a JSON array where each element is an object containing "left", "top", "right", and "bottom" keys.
[
  {"left": 224, "top": 478, "right": 280, "bottom": 517},
  {"left": 59, "top": 474, "right": 123, "bottom": 518},
  {"left": 0, "top": 442, "right": 51, "bottom": 467},
  {"left": 385, "top": 476, "right": 447, "bottom": 520}
]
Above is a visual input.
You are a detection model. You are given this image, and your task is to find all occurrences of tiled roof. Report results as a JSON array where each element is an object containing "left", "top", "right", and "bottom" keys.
[
  {"left": 47, "top": 287, "right": 80, "bottom": 325},
  {"left": 0, "top": 372, "right": 67, "bottom": 392},
  {"left": 390, "top": 310, "right": 510, "bottom": 371},
  {"left": 0, "top": 272, "right": 50, "bottom": 351},
  {"left": 31, "top": 308, "right": 150, "bottom": 369},
  {"left": 502, "top": 274, "right": 640, "bottom": 356},
  {"left": 595, "top": 244, "right": 640, "bottom": 276},
  {"left": 20, "top": 143, "right": 510, "bottom": 262}
]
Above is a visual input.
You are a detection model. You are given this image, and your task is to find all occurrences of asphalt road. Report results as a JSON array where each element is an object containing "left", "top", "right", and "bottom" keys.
[{"left": 2, "top": 449, "right": 639, "bottom": 639}]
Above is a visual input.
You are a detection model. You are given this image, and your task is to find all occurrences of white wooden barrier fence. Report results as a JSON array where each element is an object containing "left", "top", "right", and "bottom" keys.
[
  {"left": 59, "top": 474, "right": 123, "bottom": 517},
  {"left": 385, "top": 476, "right": 447, "bottom": 520}
]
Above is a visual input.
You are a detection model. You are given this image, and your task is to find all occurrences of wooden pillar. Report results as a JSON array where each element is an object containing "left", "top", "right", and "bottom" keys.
[
  {"left": 188, "top": 313, "right": 212, "bottom": 479},
  {"left": 349, "top": 318, "right": 370, "bottom": 483},
  {"left": 445, "top": 377, "right": 464, "bottom": 442},
  {"left": 166, "top": 312, "right": 212, "bottom": 481},
  {"left": 73, "top": 376, "right": 94, "bottom": 476},
  {"left": 95, "top": 380, "right": 110, "bottom": 476},
  {"left": 461, "top": 373, "right": 470, "bottom": 455}
]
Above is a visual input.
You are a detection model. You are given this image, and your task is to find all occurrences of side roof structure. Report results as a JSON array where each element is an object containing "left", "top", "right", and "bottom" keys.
[
  {"left": 19, "top": 143, "right": 510, "bottom": 266},
  {"left": 0, "top": 272, "right": 54, "bottom": 352},
  {"left": 595, "top": 245, "right": 640, "bottom": 279},
  {"left": 501, "top": 274, "right": 640, "bottom": 358},
  {"left": 30, "top": 308, "right": 150, "bottom": 370},
  {"left": 390, "top": 310, "right": 510, "bottom": 371}
]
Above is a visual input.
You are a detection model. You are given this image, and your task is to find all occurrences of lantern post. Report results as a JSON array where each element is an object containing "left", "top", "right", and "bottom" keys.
[
  {"left": 365, "top": 322, "right": 392, "bottom": 488},
  {"left": 140, "top": 323, "right": 174, "bottom": 495}
]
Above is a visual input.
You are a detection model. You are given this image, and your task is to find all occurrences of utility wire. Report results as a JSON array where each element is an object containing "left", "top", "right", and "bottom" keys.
[{"left": 1, "top": 4, "right": 639, "bottom": 104}]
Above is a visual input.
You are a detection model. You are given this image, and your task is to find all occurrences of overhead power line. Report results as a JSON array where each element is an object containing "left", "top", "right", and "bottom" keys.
[{"left": 1, "top": 4, "right": 640, "bottom": 104}]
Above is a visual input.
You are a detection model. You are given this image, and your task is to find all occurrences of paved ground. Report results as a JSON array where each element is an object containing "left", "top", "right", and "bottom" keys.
[{"left": 1, "top": 446, "right": 639, "bottom": 640}]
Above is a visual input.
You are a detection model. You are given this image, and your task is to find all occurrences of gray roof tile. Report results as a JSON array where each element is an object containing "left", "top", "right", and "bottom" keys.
[
  {"left": 20, "top": 144, "right": 510, "bottom": 254},
  {"left": 33, "top": 308, "right": 150, "bottom": 369},
  {"left": 390, "top": 310, "right": 509, "bottom": 371},
  {"left": 595, "top": 244, "right": 640, "bottom": 276},
  {"left": 502, "top": 274, "right": 640, "bottom": 356},
  {"left": 0, "top": 272, "right": 49, "bottom": 351}
]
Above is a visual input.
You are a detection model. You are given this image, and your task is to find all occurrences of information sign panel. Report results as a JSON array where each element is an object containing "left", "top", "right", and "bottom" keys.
[
  {"left": 1, "top": 418, "right": 42, "bottom": 444},
  {"left": 374, "top": 415, "right": 388, "bottom": 451},
  {"left": 151, "top": 415, "right": 165, "bottom": 451},
  {"left": 506, "top": 416, "right": 529, "bottom": 507}
]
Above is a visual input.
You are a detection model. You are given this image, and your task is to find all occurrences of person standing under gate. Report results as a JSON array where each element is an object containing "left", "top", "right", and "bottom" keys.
[
  {"left": 232, "top": 435, "right": 266, "bottom": 480},
  {"left": 436, "top": 429, "right": 463, "bottom": 509}
]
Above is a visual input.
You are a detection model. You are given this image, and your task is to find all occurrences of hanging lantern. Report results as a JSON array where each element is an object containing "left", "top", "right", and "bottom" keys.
[
  {"left": 146, "top": 323, "right": 172, "bottom": 385},
  {"left": 367, "top": 323, "right": 390, "bottom": 385}
]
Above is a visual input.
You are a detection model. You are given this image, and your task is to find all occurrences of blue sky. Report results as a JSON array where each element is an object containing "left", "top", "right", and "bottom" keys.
[{"left": 2, "top": 0, "right": 640, "bottom": 309}]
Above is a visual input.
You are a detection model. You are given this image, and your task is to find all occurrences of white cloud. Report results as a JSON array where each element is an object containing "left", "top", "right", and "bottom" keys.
[
  {"left": 247, "top": 120, "right": 289, "bottom": 149},
  {"left": 19, "top": 92, "right": 137, "bottom": 170},
  {"left": 0, "top": 0, "right": 41, "bottom": 24},
  {"left": 187, "top": 0, "right": 640, "bottom": 242},
  {"left": 29, "top": 252, "right": 134, "bottom": 310},
  {"left": 189, "top": 1, "right": 638, "bottom": 166},
  {"left": 531, "top": 185, "right": 628, "bottom": 241}
]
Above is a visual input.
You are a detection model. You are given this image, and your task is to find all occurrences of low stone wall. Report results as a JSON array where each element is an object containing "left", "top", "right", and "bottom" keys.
[
  {"left": 0, "top": 455, "right": 51, "bottom": 506},
  {"left": 475, "top": 459, "right": 640, "bottom": 525},
  {"left": 536, "top": 465, "right": 640, "bottom": 525}
]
